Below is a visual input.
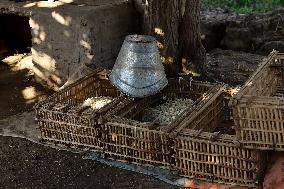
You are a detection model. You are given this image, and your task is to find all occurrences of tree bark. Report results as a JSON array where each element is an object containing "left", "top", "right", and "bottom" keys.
[
  {"left": 180, "top": 0, "right": 206, "bottom": 75},
  {"left": 134, "top": 0, "right": 205, "bottom": 76},
  {"left": 143, "top": 0, "right": 185, "bottom": 76}
]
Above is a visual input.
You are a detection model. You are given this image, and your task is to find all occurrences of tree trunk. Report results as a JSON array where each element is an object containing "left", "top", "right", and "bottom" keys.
[
  {"left": 142, "top": 0, "right": 185, "bottom": 76},
  {"left": 180, "top": 0, "right": 206, "bottom": 75},
  {"left": 135, "top": 0, "right": 205, "bottom": 76}
]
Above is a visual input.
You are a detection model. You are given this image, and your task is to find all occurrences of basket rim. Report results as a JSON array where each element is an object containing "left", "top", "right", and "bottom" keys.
[
  {"left": 166, "top": 85, "right": 226, "bottom": 135},
  {"left": 232, "top": 95, "right": 284, "bottom": 106},
  {"left": 230, "top": 50, "right": 282, "bottom": 105},
  {"left": 176, "top": 129, "right": 239, "bottom": 145},
  {"left": 34, "top": 68, "right": 105, "bottom": 108},
  {"left": 34, "top": 68, "right": 128, "bottom": 117}
]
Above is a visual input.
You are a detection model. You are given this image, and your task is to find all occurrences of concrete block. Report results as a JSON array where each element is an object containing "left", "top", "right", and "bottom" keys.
[
  {"left": 0, "top": 1, "right": 138, "bottom": 89},
  {"left": 30, "top": 2, "right": 138, "bottom": 88}
]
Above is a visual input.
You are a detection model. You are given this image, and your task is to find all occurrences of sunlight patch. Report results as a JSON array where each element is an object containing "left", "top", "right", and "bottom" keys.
[{"left": 22, "top": 86, "right": 37, "bottom": 100}]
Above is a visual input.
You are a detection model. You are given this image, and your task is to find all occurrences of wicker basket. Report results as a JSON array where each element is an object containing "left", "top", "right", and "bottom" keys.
[
  {"left": 172, "top": 91, "right": 267, "bottom": 187},
  {"left": 230, "top": 50, "right": 284, "bottom": 151},
  {"left": 34, "top": 69, "right": 132, "bottom": 149},
  {"left": 101, "top": 78, "right": 223, "bottom": 167}
]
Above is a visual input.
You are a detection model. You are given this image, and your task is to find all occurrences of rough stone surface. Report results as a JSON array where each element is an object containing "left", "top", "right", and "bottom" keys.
[
  {"left": 201, "top": 8, "right": 284, "bottom": 53},
  {"left": 201, "top": 8, "right": 240, "bottom": 51},
  {"left": 0, "top": 0, "right": 138, "bottom": 89}
]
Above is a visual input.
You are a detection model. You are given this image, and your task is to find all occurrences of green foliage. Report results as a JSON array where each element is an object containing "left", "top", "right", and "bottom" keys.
[{"left": 202, "top": 0, "right": 284, "bottom": 13}]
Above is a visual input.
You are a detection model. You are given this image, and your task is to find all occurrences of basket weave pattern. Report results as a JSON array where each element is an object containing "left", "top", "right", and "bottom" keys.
[
  {"left": 231, "top": 51, "right": 284, "bottom": 150},
  {"left": 35, "top": 69, "right": 127, "bottom": 149},
  {"left": 102, "top": 78, "right": 218, "bottom": 167},
  {"left": 35, "top": 71, "right": 267, "bottom": 187},
  {"left": 170, "top": 91, "right": 266, "bottom": 187}
]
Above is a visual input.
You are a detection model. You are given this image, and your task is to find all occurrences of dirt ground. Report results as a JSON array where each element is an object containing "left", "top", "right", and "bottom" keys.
[
  {"left": 0, "top": 56, "right": 52, "bottom": 120},
  {"left": 0, "top": 136, "right": 177, "bottom": 189}
]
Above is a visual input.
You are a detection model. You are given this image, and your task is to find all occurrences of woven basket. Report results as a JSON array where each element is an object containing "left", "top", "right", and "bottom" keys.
[
  {"left": 230, "top": 50, "right": 284, "bottom": 151},
  {"left": 34, "top": 69, "right": 131, "bottom": 149},
  {"left": 101, "top": 78, "right": 222, "bottom": 167},
  {"left": 172, "top": 91, "right": 266, "bottom": 187},
  {"left": 102, "top": 120, "right": 172, "bottom": 167}
]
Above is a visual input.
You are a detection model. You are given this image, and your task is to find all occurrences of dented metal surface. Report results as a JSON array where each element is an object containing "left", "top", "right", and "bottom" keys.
[{"left": 110, "top": 35, "right": 168, "bottom": 98}]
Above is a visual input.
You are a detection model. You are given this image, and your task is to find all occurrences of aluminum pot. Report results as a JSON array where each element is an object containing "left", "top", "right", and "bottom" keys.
[{"left": 110, "top": 35, "right": 168, "bottom": 98}]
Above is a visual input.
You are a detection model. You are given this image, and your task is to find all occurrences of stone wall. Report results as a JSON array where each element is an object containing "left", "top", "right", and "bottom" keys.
[{"left": 0, "top": 0, "right": 138, "bottom": 89}]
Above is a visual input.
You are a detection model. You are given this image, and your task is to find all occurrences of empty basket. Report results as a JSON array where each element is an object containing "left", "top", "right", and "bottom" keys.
[{"left": 230, "top": 50, "right": 284, "bottom": 151}]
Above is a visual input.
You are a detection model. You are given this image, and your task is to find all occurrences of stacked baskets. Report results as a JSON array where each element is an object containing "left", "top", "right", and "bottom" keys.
[{"left": 34, "top": 51, "right": 284, "bottom": 187}]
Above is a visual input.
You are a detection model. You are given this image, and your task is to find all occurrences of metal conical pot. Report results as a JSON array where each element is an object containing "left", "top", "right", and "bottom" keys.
[{"left": 110, "top": 35, "right": 168, "bottom": 98}]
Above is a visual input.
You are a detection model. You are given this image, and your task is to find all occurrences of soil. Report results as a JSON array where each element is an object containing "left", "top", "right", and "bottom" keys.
[
  {"left": 205, "top": 48, "right": 265, "bottom": 85},
  {"left": 0, "top": 136, "right": 176, "bottom": 189}
]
